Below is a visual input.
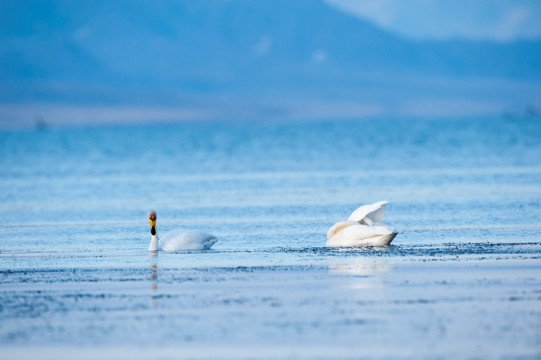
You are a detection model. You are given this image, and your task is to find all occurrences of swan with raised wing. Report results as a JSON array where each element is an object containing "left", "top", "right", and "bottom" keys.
[
  {"left": 147, "top": 210, "right": 218, "bottom": 251},
  {"left": 326, "top": 201, "right": 398, "bottom": 247}
]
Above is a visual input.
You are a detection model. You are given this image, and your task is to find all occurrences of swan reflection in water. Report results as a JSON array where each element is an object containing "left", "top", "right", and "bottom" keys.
[
  {"left": 150, "top": 264, "right": 158, "bottom": 284},
  {"left": 328, "top": 256, "right": 392, "bottom": 290},
  {"left": 150, "top": 263, "right": 158, "bottom": 309}
]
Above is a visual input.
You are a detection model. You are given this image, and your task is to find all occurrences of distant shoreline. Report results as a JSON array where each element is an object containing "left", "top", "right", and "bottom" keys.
[{"left": 1, "top": 100, "right": 537, "bottom": 131}]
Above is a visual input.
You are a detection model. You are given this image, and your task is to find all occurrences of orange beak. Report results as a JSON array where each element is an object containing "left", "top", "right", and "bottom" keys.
[{"left": 149, "top": 218, "right": 156, "bottom": 235}]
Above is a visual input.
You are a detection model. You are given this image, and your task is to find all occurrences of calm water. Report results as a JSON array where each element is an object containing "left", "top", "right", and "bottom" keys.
[{"left": 1, "top": 117, "right": 541, "bottom": 359}]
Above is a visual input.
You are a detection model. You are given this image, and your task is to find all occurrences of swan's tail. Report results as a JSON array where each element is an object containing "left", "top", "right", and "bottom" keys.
[
  {"left": 379, "top": 232, "right": 398, "bottom": 245},
  {"left": 203, "top": 235, "right": 218, "bottom": 250}
]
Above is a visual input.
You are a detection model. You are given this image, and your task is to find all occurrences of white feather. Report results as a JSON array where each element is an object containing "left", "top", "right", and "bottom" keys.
[
  {"left": 158, "top": 229, "right": 217, "bottom": 251},
  {"left": 327, "top": 201, "right": 398, "bottom": 247},
  {"left": 347, "top": 200, "right": 389, "bottom": 225},
  {"left": 147, "top": 212, "right": 217, "bottom": 251}
]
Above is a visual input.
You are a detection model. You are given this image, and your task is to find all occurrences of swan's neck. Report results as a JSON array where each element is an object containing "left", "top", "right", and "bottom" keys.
[{"left": 148, "top": 234, "right": 159, "bottom": 251}]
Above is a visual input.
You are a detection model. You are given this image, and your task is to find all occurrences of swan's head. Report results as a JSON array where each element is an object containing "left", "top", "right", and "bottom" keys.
[{"left": 148, "top": 210, "right": 157, "bottom": 236}]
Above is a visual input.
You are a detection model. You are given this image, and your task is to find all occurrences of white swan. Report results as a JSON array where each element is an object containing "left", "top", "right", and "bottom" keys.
[
  {"left": 147, "top": 210, "right": 218, "bottom": 251},
  {"left": 326, "top": 201, "right": 398, "bottom": 247}
]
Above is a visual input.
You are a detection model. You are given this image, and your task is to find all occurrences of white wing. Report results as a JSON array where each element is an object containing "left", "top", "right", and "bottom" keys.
[
  {"left": 347, "top": 201, "right": 389, "bottom": 225},
  {"left": 161, "top": 229, "right": 217, "bottom": 250}
]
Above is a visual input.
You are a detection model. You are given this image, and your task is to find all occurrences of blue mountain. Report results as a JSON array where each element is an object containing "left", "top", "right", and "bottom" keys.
[{"left": 1, "top": 0, "right": 540, "bottom": 109}]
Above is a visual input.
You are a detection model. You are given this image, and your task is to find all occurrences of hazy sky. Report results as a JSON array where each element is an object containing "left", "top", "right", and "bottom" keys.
[{"left": 325, "top": 0, "right": 541, "bottom": 41}]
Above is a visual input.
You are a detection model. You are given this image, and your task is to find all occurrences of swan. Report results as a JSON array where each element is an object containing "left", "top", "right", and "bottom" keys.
[
  {"left": 326, "top": 201, "right": 398, "bottom": 247},
  {"left": 147, "top": 210, "right": 218, "bottom": 251}
]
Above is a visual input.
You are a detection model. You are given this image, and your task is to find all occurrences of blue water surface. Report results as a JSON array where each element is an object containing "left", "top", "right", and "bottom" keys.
[{"left": 1, "top": 117, "right": 540, "bottom": 359}]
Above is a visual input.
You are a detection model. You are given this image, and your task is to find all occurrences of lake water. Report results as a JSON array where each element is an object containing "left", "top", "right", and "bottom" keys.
[{"left": 1, "top": 117, "right": 540, "bottom": 359}]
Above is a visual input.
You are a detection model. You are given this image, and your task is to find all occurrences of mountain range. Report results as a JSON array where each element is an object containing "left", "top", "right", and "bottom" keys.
[{"left": 1, "top": 0, "right": 540, "bottom": 124}]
